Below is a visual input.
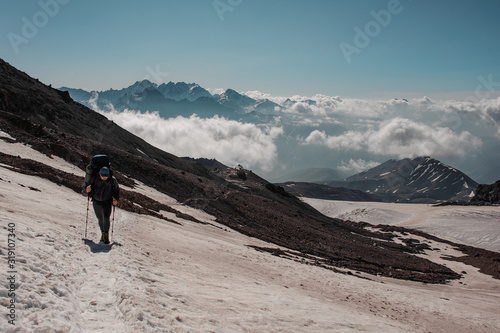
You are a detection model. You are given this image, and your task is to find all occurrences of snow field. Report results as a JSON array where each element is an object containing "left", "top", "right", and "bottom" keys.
[{"left": 304, "top": 198, "right": 500, "bottom": 252}]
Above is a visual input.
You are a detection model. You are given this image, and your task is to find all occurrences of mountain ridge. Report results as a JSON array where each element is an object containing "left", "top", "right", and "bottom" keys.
[
  {"left": 60, "top": 80, "right": 267, "bottom": 116},
  {"left": 275, "top": 181, "right": 383, "bottom": 202},
  {"left": 270, "top": 167, "right": 347, "bottom": 183},
  {"left": 327, "top": 156, "right": 478, "bottom": 203}
]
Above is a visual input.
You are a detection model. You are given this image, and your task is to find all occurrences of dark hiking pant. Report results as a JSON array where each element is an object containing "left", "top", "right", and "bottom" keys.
[{"left": 93, "top": 200, "right": 112, "bottom": 234}]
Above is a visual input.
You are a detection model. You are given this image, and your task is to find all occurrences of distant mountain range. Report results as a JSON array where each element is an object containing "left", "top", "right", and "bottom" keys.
[
  {"left": 60, "top": 80, "right": 280, "bottom": 122},
  {"left": 326, "top": 156, "right": 477, "bottom": 202}
]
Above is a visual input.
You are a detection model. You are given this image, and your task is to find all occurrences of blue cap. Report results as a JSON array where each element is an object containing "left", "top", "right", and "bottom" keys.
[{"left": 99, "top": 167, "right": 110, "bottom": 177}]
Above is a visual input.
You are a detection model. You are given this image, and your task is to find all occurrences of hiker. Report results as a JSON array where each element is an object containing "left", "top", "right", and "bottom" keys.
[{"left": 85, "top": 166, "right": 120, "bottom": 244}]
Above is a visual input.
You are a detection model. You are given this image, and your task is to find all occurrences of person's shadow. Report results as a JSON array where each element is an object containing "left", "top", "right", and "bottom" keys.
[{"left": 83, "top": 239, "right": 122, "bottom": 253}]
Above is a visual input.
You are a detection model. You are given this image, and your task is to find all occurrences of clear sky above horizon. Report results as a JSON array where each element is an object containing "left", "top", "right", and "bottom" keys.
[{"left": 2, "top": 0, "right": 500, "bottom": 99}]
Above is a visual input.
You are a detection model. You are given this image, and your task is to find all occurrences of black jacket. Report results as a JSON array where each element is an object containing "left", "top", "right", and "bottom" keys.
[{"left": 90, "top": 176, "right": 120, "bottom": 203}]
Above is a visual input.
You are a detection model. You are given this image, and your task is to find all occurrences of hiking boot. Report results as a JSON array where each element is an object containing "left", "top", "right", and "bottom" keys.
[
  {"left": 102, "top": 233, "right": 110, "bottom": 244},
  {"left": 100, "top": 233, "right": 105, "bottom": 243}
]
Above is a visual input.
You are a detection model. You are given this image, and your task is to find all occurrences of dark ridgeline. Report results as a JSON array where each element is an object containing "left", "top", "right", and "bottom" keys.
[
  {"left": 1, "top": 58, "right": 498, "bottom": 283},
  {"left": 274, "top": 181, "right": 383, "bottom": 202},
  {"left": 326, "top": 157, "right": 478, "bottom": 203}
]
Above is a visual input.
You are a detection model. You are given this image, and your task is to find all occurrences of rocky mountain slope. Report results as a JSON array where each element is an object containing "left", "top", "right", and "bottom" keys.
[
  {"left": 158, "top": 81, "right": 212, "bottom": 101},
  {"left": 2, "top": 58, "right": 498, "bottom": 283},
  {"left": 270, "top": 167, "right": 347, "bottom": 183},
  {"left": 275, "top": 182, "right": 383, "bottom": 202},
  {"left": 327, "top": 157, "right": 478, "bottom": 202},
  {"left": 180, "top": 157, "right": 229, "bottom": 170},
  {"left": 470, "top": 179, "right": 500, "bottom": 205}
]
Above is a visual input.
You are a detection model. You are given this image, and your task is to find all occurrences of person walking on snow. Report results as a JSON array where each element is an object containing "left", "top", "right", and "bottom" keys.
[{"left": 86, "top": 166, "right": 119, "bottom": 244}]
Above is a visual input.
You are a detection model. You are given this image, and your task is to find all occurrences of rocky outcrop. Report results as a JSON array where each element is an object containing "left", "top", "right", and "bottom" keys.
[{"left": 470, "top": 180, "right": 500, "bottom": 205}]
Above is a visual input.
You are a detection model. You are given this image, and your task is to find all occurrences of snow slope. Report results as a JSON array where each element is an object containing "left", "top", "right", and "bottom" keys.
[
  {"left": 1, "top": 136, "right": 500, "bottom": 332},
  {"left": 303, "top": 198, "right": 500, "bottom": 252}
]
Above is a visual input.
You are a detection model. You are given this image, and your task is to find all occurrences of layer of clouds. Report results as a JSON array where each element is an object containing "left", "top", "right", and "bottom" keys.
[
  {"left": 303, "top": 117, "right": 483, "bottom": 159},
  {"left": 101, "top": 109, "right": 283, "bottom": 172},
  {"left": 209, "top": 89, "right": 500, "bottom": 139},
  {"left": 244, "top": 91, "right": 430, "bottom": 118},
  {"left": 88, "top": 90, "right": 499, "bottom": 178},
  {"left": 430, "top": 97, "right": 500, "bottom": 137},
  {"left": 338, "top": 159, "right": 380, "bottom": 174},
  {"left": 246, "top": 91, "right": 500, "bottom": 135}
]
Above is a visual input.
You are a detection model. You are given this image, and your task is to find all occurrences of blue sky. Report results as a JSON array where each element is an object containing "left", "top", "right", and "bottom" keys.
[{"left": 2, "top": 0, "right": 500, "bottom": 98}]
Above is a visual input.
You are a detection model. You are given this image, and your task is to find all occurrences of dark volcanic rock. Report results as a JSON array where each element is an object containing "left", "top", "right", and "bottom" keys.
[
  {"left": 181, "top": 157, "right": 229, "bottom": 170},
  {"left": 276, "top": 182, "right": 383, "bottom": 202},
  {"left": 470, "top": 180, "right": 500, "bottom": 205}
]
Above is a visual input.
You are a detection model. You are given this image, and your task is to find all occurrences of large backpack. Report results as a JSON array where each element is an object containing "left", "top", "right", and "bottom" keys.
[{"left": 84, "top": 154, "right": 112, "bottom": 187}]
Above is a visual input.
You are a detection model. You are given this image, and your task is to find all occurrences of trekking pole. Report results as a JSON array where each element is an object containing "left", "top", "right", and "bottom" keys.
[
  {"left": 111, "top": 205, "right": 116, "bottom": 242},
  {"left": 85, "top": 196, "right": 90, "bottom": 238}
]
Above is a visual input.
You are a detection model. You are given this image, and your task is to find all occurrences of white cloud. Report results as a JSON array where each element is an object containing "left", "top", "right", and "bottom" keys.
[
  {"left": 206, "top": 87, "right": 226, "bottom": 95},
  {"left": 480, "top": 98, "right": 500, "bottom": 134},
  {"left": 101, "top": 109, "right": 283, "bottom": 172},
  {"left": 243, "top": 90, "right": 276, "bottom": 101},
  {"left": 303, "top": 117, "right": 482, "bottom": 159},
  {"left": 209, "top": 90, "right": 500, "bottom": 136},
  {"left": 424, "top": 97, "right": 500, "bottom": 135},
  {"left": 338, "top": 159, "right": 380, "bottom": 174},
  {"left": 304, "top": 130, "right": 366, "bottom": 151},
  {"left": 273, "top": 94, "right": 431, "bottom": 119},
  {"left": 368, "top": 118, "right": 482, "bottom": 158}
]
